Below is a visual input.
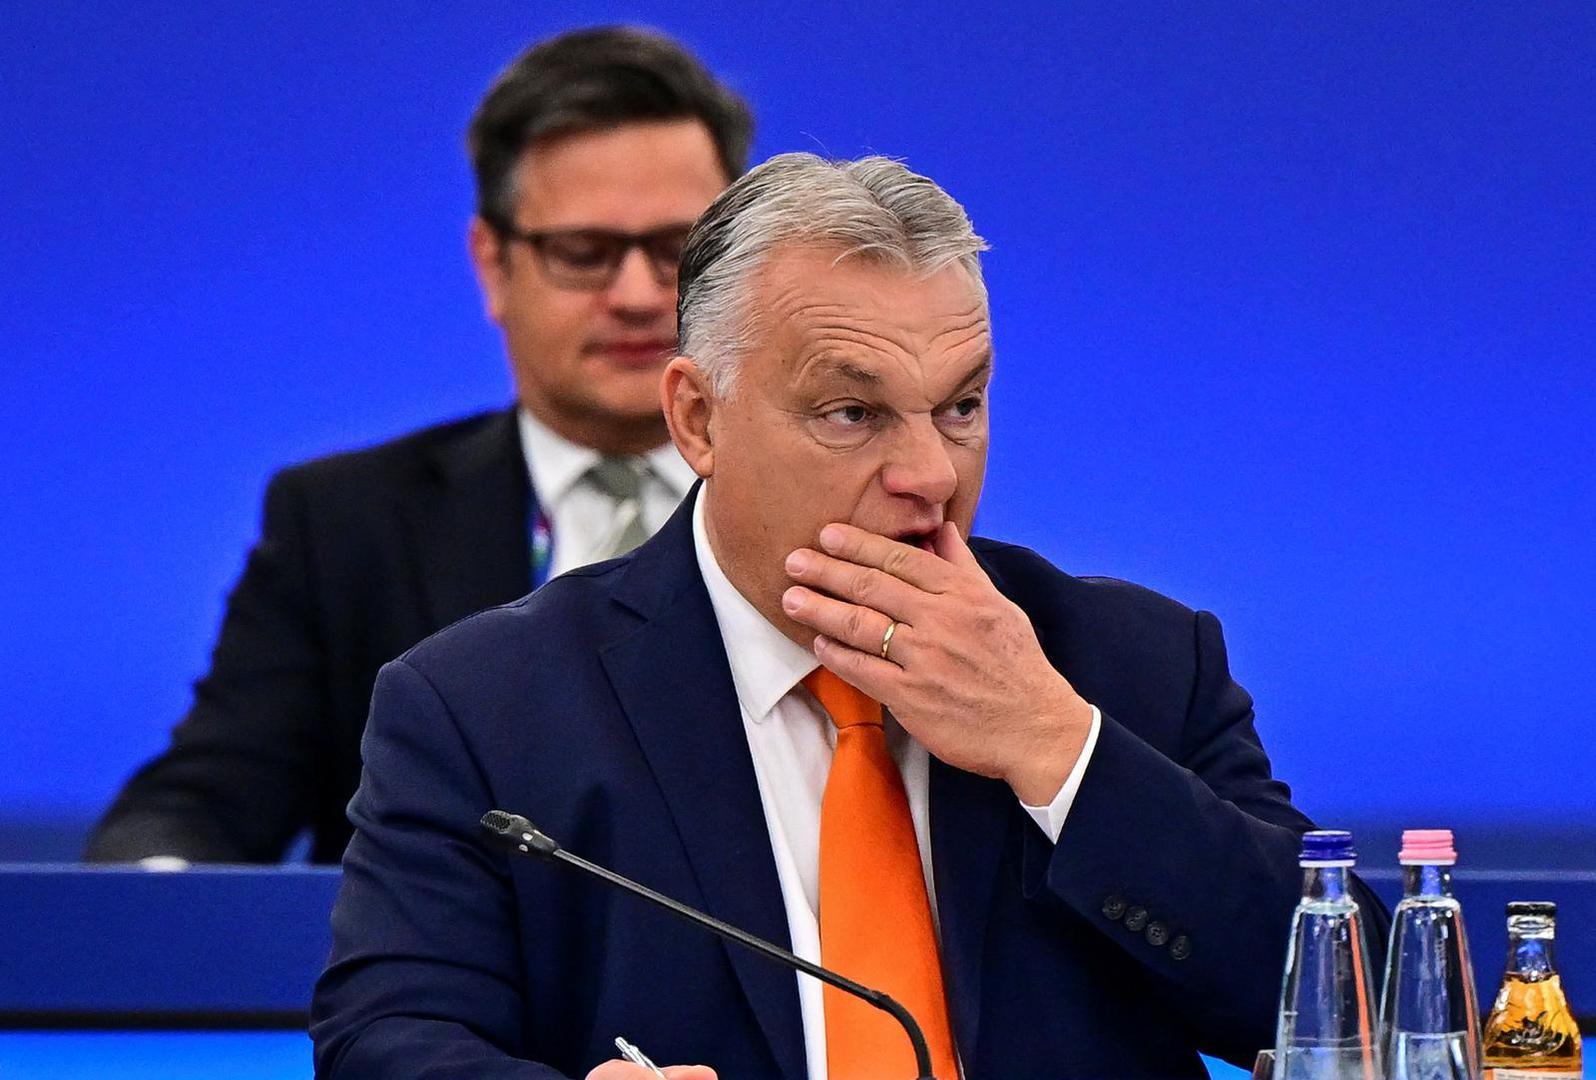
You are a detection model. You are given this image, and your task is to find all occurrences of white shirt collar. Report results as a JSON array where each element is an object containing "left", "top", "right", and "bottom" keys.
[
  {"left": 692, "top": 485, "right": 818, "bottom": 724},
  {"left": 644, "top": 439, "right": 699, "bottom": 500},
  {"left": 517, "top": 407, "right": 697, "bottom": 506}
]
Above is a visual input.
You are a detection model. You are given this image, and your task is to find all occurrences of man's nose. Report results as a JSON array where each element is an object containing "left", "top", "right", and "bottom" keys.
[
  {"left": 603, "top": 247, "right": 673, "bottom": 318},
  {"left": 880, "top": 417, "right": 959, "bottom": 505}
]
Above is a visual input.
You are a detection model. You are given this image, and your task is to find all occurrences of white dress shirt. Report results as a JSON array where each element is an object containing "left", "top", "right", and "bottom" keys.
[
  {"left": 517, "top": 408, "right": 698, "bottom": 577},
  {"left": 690, "top": 487, "right": 1102, "bottom": 1080},
  {"left": 129, "top": 412, "right": 701, "bottom": 874}
]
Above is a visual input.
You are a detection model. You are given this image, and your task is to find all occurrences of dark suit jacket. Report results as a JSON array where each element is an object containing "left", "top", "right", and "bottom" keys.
[
  {"left": 310, "top": 493, "right": 1389, "bottom": 1079},
  {"left": 86, "top": 409, "right": 531, "bottom": 864}
]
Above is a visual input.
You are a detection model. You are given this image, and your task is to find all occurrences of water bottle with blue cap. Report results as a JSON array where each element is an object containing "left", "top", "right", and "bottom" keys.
[{"left": 1271, "top": 830, "right": 1382, "bottom": 1080}]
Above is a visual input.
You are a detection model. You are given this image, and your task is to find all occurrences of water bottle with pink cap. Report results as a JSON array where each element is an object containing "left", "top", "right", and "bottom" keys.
[{"left": 1379, "top": 828, "right": 1483, "bottom": 1080}]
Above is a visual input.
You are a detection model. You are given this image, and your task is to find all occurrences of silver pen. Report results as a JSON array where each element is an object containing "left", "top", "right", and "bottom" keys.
[{"left": 614, "top": 1035, "right": 668, "bottom": 1078}]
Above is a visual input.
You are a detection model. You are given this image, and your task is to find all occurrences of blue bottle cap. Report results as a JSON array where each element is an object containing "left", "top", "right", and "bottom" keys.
[{"left": 1299, "top": 829, "right": 1356, "bottom": 865}]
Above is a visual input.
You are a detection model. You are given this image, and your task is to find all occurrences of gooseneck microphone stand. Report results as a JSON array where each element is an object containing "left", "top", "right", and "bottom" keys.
[{"left": 479, "top": 809, "right": 936, "bottom": 1080}]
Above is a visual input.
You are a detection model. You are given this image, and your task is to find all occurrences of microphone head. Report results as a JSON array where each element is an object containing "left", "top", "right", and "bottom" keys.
[{"left": 479, "top": 810, "right": 561, "bottom": 859}]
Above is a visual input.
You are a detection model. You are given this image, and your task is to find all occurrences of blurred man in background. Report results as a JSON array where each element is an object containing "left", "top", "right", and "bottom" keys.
[{"left": 86, "top": 26, "right": 753, "bottom": 864}]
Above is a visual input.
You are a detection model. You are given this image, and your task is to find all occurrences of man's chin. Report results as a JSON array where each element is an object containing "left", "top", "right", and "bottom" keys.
[
  {"left": 535, "top": 391, "right": 671, "bottom": 451},
  {"left": 577, "top": 389, "right": 672, "bottom": 425}
]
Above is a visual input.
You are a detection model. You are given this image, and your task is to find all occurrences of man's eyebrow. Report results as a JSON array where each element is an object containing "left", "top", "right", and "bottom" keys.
[
  {"left": 949, "top": 354, "right": 994, "bottom": 394},
  {"left": 805, "top": 358, "right": 882, "bottom": 386}
]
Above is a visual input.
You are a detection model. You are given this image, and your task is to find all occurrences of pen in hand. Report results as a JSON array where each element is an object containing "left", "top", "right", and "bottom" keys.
[{"left": 614, "top": 1036, "right": 667, "bottom": 1078}]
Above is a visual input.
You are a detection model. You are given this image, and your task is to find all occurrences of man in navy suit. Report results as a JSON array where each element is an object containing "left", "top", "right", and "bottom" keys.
[
  {"left": 86, "top": 27, "right": 751, "bottom": 864},
  {"left": 311, "top": 153, "right": 1387, "bottom": 1079}
]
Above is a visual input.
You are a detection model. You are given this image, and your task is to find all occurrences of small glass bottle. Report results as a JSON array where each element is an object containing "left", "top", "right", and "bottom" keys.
[
  {"left": 1482, "top": 901, "right": 1583, "bottom": 1079},
  {"left": 1272, "top": 830, "right": 1382, "bottom": 1080},
  {"left": 1379, "top": 828, "right": 1482, "bottom": 1080}
]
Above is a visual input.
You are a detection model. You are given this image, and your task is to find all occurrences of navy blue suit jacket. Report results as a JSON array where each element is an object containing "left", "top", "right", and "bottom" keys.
[{"left": 311, "top": 493, "right": 1387, "bottom": 1079}]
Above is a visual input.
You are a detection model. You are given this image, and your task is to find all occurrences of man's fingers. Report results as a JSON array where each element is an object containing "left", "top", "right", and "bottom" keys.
[
  {"left": 662, "top": 1067, "right": 718, "bottom": 1080},
  {"left": 817, "top": 523, "right": 953, "bottom": 591},
  {"left": 813, "top": 634, "right": 902, "bottom": 702},
  {"left": 782, "top": 587, "right": 908, "bottom": 662},
  {"left": 933, "top": 520, "right": 981, "bottom": 570},
  {"left": 583, "top": 1061, "right": 640, "bottom": 1080},
  {"left": 585, "top": 1062, "right": 716, "bottom": 1080},
  {"left": 784, "top": 548, "right": 925, "bottom": 622}
]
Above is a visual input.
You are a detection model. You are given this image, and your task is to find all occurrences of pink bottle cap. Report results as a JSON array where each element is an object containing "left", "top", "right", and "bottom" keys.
[{"left": 1399, "top": 828, "right": 1457, "bottom": 864}]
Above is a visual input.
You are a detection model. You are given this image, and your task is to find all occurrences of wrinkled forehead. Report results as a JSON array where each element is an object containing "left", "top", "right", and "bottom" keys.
[{"left": 749, "top": 245, "right": 991, "bottom": 381}]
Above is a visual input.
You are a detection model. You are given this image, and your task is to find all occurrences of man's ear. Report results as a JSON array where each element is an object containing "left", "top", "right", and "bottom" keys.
[
  {"left": 467, "top": 217, "right": 509, "bottom": 323},
  {"left": 661, "top": 356, "right": 716, "bottom": 479}
]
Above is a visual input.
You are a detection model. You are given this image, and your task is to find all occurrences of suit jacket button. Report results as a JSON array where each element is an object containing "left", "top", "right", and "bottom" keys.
[
  {"left": 1124, "top": 906, "right": 1149, "bottom": 932},
  {"left": 1145, "top": 921, "right": 1169, "bottom": 947},
  {"left": 1170, "top": 934, "right": 1192, "bottom": 960},
  {"left": 1101, "top": 895, "right": 1127, "bottom": 921}
]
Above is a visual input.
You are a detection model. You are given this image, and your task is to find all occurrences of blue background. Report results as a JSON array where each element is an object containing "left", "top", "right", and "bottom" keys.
[{"left": 3, "top": 2, "right": 1593, "bottom": 863}]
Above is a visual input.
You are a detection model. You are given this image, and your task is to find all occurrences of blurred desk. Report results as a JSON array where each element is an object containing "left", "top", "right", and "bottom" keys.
[
  {"left": 0, "top": 1031, "right": 310, "bottom": 1080},
  {"left": 0, "top": 864, "right": 1589, "bottom": 1079},
  {"left": 0, "top": 865, "right": 339, "bottom": 1021},
  {"left": 0, "top": 866, "right": 334, "bottom": 1079}
]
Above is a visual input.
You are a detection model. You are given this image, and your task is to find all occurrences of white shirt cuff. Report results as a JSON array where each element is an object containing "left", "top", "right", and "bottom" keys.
[{"left": 1019, "top": 704, "right": 1102, "bottom": 844}]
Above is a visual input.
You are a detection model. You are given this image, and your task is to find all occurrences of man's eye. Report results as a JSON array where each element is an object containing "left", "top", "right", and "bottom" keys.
[
  {"left": 941, "top": 396, "right": 983, "bottom": 421},
  {"left": 822, "top": 404, "right": 873, "bottom": 426},
  {"left": 545, "top": 239, "right": 612, "bottom": 269},
  {"left": 647, "top": 231, "right": 692, "bottom": 263}
]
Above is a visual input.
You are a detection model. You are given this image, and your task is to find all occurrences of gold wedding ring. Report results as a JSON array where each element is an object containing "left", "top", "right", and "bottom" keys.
[{"left": 880, "top": 620, "right": 900, "bottom": 661}]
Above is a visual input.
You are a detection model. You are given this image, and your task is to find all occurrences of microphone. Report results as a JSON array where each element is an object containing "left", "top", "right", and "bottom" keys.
[{"left": 478, "top": 809, "right": 937, "bottom": 1080}]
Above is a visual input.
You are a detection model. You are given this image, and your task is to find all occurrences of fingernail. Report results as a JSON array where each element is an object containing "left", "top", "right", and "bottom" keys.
[
  {"left": 782, "top": 587, "right": 803, "bottom": 613},
  {"left": 819, "top": 525, "right": 844, "bottom": 550},
  {"left": 785, "top": 550, "right": 809, "bottom": 573}
]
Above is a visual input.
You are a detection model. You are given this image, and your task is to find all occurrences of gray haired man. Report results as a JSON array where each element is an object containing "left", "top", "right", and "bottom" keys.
[{"left": 313, "top": 153, "right": 1383, "bottom": 1080}]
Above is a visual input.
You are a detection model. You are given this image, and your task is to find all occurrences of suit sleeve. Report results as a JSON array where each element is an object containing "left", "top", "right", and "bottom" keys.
[
  {"left": 84, "top": 470, "right": 327, "bottom": 862},
  {"left": 1025, "top": 609, "right": 1390, "bottom": 1068},
  {"left": 310, "top": 659, "right": 562, "bottom": 1080}
]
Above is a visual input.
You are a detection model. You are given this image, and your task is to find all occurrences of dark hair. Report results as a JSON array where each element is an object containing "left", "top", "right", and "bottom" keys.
[{"left": 468, "top": 26, "right": 755, "bottom": 229}]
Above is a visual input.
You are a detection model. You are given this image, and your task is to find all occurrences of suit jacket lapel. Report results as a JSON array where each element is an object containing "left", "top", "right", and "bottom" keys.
[
  {"left": 406, "top": 409, "right": 532, "bottom": 628},
  {"left": 600, "top": 493, "right": 806, "bottom": 1080},
  {"left": 929, "top": 546, "right": 1033, "bottom": 1070},
  {"left": 930, "top": 761, "right": 1012, "bottom": 1071}
]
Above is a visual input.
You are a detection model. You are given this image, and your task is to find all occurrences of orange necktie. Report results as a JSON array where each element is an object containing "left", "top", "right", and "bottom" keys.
[{"left": 805, "top": 667, "right": 959, "bottom": 1080}]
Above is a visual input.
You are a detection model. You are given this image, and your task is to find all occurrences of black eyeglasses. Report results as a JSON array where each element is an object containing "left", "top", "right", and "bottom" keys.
[{"left": 494, "top": 223, "right": 695, "bottom": 290}]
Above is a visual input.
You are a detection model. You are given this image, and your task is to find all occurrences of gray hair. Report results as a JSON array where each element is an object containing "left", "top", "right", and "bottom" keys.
[{"left": 676, "top": 153, "right": 990, "bottom": 396}]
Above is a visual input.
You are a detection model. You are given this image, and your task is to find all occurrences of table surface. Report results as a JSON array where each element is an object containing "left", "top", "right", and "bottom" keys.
[
  {"left": 0, "top": 1035, "right": 1587, "bottom": 1080},
  {"left": 0, "top": 1033, "right": 1258, "bottom": 1079},
  {"left": 1, "top": 864, "right": 1590, "bottom": 1078},
  {"left": 0, "top": 1032, "right": 312, "bottom": 1080}
]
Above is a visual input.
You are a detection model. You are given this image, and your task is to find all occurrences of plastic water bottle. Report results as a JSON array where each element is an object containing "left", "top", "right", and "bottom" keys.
[
  {"left": 1272, "top": 830, "right": 1381, "bottom": 1080},
  {"left": 1380, "top": 829, "right": 1482, "bottom": 1080}
]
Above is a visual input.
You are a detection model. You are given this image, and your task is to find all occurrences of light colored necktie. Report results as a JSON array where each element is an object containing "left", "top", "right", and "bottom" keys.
[
  {"left": 584, "top": 456, "right": 652, "bottom": 558},
  {"left": 804, "top": 667, "right": 960, "bottom": 1080}
]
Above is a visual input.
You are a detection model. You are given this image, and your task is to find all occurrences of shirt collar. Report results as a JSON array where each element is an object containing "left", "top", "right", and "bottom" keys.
[
  {"left": 691, "top": 485, "right": 818, "bottom": 724},
  {"left": 518, "top": 407, "right": 696, "bottom": 506},
  {"left": 643, "top": 437, "right": 699, "bottom": 500}
]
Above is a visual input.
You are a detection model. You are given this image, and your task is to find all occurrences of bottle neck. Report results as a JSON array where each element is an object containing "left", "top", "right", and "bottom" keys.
[
  {"left": 1401, "top": 862, "right": 1453, "bottom": 898},
  {"left": 1506, "top": 923, "right": 1559, "bottom": 979},
  {"left": 1301, "top": 863, "right": 1353, "bottom": 902}
]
